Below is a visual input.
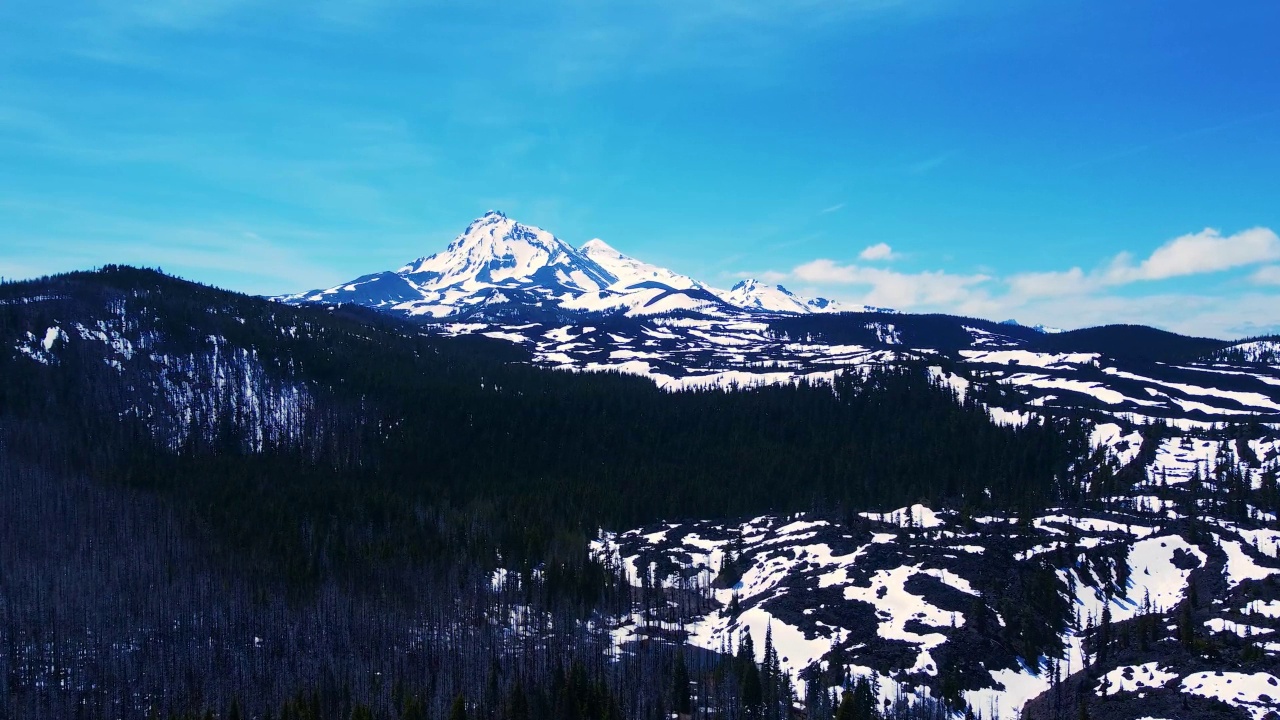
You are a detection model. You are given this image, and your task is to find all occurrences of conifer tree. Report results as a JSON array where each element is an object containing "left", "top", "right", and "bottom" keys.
[
  {"left": 449, "top": 693, "right": 468, "bottom": 720},
  {"left": 835, "top": 690, "right": 856, "bottom": 720},
  {"left": 507, "top": 681, "right": 529, "bottom": 720},
  {"left": 673, "top": 650, "right": 692, "bottom": 717}
]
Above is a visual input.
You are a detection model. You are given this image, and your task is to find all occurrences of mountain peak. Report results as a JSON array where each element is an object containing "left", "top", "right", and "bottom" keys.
[
  {"left": 461, "top": 209, "right": 515, "bottom": 233},
  {"left": 730, "top": 278, "right": 792, "bottom": 294},
  {"left": 721, "top": 279, "right": 816, "bottom": 314},
  {"left": 390, "top": 212, "right": 616, "bottom": 298},
  {"left": 579, "top": 238, "right": 617, "bottom": 254}
]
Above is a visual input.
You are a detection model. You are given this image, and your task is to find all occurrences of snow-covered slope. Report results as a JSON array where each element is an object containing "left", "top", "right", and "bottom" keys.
[
  {"left": 714, "top": 279, "right": 819, "bottom": 314},
  {"left": 1213, "top": 339, "right": 1280, "bottom": 365},
  {"left": 709, "top": 278, "right": 879, "bottom": 314},
  {"left": 422, "top": 315, "right": 1280, "bottom": 435},
  {"left": 579, "top": 238, "right": 702, "bottom": 292},
  {"left": 278, "top": 212, "right": 855, "bottom": 320},
  {"left": 563, "top": 238, "right": 732, "bottom": 317},
  {"left": 398, "top": 211, "right": 614, "bottom": 292},
  {"left": 593, "top": 486, "right": 1280, "bottom": 719},
  {"left": 7, "top": 299, "right": 315, "bottom": 453},
  {"left": 281, "top": 211, "right": 622, "bottom": 318}
]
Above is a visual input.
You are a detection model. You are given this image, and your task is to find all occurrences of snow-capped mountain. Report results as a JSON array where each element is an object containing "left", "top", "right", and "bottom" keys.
[
  {"left": 280, "top": 211, "right": 616, "bottom": 318},
  {"left": 397, "top": 210, "right": 614, "bottom": 293},
  {"left": 712, "top": 278, "right": 885, "bottom": 315},
  {"left": 278, "top": 212, "right": 850, "bottom": 320},
  {"left": 717, "top": 278, "right": 815, "bottom": 314}
]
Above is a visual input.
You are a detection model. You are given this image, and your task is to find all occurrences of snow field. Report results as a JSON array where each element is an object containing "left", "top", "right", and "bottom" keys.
[
  {"left": 1181, "top": 672, "right": 1280, "bottom": 719},
  {"left": 1095, "top": 662, "right": 1177, "bottom": 695},
  {"left": 858, "top": 504, "right": 947, "bottom": 529},
  {"left": 841, "top": 565, "right": 965, "bottom": 676},
  {"left": 1204, "top": 618, "right": 1273, "bottom": 638},
  {"left": 1222, "top": 540, "right": 1280, "bottom": 588}
]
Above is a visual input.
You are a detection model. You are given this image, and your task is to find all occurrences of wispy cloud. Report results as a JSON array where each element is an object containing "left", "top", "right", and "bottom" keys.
[
  {"left": 1, "top": 203, "right": 353, "bottom": 295},
  {"left": 904, "top": 149, "right": 958, "bottom": 175},
  {"left": 69, "top": 0, "right": 408, "bottom": 36},
  {"left": 1252, "top": 265, "right": 1280, "bottom": 286},
  {"left": 0, "top": 86, "right": 438, "bottom": 229},
  {"left": 8, "top": 230, "right": 346, "bottom": 296},
  {"left": 1069, "top": 110, "right": 1280, "bottom": 171},
  {"left": 791, "top": 259, "right": 989, "bottom": 308},
  {"left": 99, "top": 0, "right": 256, "bottom": 32}
]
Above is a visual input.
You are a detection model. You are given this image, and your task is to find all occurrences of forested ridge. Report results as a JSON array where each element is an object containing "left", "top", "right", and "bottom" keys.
[
  {"left": 0, "top": 267, "right": 1092, "bottom": 568},
  {"left": 0, "top": 267, "right": 1101, "bottom": 718}
]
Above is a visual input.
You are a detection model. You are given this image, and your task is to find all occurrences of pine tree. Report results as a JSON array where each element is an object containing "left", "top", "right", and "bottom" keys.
[
  {"left": 673, "top": 649, "right": 692, "bottom": 717},
  {"left": 851, "top": 677, "right": 876, "bottom": 720},
  {"left": 1178, "top": 599, "right": 1196, "bottom": 648},
  {"left": 763, "top": 623, "right": 781, "bottom": 719},
  {"left": 835, "top": 690, "right": 856, "bottom": 720},
  {"left": 742, "top": 662, "right": 763, "bottom": 712},
  {"left": 1098, "top": 604, "right": 1112, "bottom": 666},
  {"left": 449, "top": 693, "right": 468, "bottom": 720},
  {"left": 507, "top": 681, "right": 529, "bottom": 720}
]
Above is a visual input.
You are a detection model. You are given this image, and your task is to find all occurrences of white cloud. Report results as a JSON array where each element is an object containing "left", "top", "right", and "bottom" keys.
[
  {"left": 792, "top": 259, "right": 989, "bottom": 308},
  {"left": 1109, "top": 227, "right": 1280, "bottom": 282},
  {"left": 791, "top": 259, "right": 859, "bottom": 284},
  {"left": 821, "top": 202, "right": 847, "bottom": 214},
  {"left": 857, "top": 242, "right": 896, "bottom": 261},
  {"left": 987, "top": 292, "right": 1280, "bottom": 340},
  {"left": 1252, "top": 265, "right": 1280, "bottom": 285},
  {"left": 1005, "top": 267, "right": 1093, "bottom": 299},
  {"left": 747, "top": 226, "right": 1280, "bottom": 338},
  {"left": 1006, "top": 227, "right": 1280, "bottom": 299}
]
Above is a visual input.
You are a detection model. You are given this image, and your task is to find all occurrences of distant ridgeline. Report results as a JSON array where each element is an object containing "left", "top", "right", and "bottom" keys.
[{"left": 1, "top": 265, "right": 1278, "bottom": 719}]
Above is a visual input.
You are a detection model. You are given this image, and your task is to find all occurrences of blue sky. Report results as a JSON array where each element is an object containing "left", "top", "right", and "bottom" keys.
[{"left": 2, "top": 0, "right": 1279, "bottom": 337}]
